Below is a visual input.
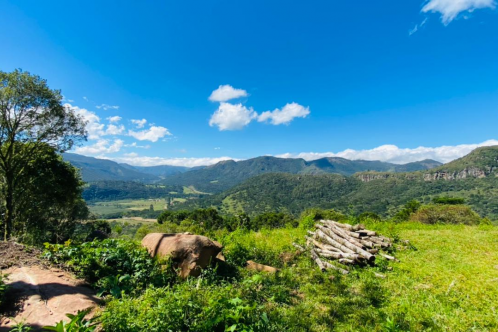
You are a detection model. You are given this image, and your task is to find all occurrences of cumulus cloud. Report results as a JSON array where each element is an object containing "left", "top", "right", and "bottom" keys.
[
  {"left": 105, "top": 124, "right": 125, "bottom": 135},
  {"left": 75, "top": 139, "right": 124, "bottom": 155},
  {"left": 107, "top": 116, "right": 122, "bottom": 123},
  {"left": 131, "top": 119, "right": 147, "bottom": 128},
  {"left": 65, "top": 103, "right": 105, "bottom": 140},
  {"left": 106, "top": 155, "right": 237, "bottom": 167},
  {"left": 276, "top": 140, "right": 498, "bottom": 164},
  {"left": 422, "top": 0, "right": 496, "bottom": 24},
  {"left": 128, "top": 126, "right": 172, "bottom": 142},
  {"left": 258, "top": 102, "right": 310, "bottom": 125},
  {"left": 209, "top": 85, "right": 248, "bottom": 102},
  {"left": 209, "top": 102, "right": 257, "bottom": 131},
  {"left": 96, "top": 104, "right": 119, "bottom": 110}
]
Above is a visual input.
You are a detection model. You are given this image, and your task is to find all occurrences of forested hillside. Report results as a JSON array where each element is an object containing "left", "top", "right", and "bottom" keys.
[
  {"left": 175, "top": 147, "right": 498, "bottom": 219},
  {"left": 63, "top": 153, "right": 159, "bottom": 182},
  {"left": 161, "top": 155, "right": 441, "bottom": 193}
]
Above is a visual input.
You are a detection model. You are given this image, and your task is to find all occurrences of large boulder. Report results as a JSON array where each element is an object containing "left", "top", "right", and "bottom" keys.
[{"left": 141, "top": 233, "right": 223, "bottom": 278}]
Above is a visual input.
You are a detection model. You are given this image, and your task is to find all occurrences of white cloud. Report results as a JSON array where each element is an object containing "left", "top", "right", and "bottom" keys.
[
  {"left": 209, "top": 102, "right": 257, "bottom": 131},
  {"left": 125, "top": 142, "right": 151, "bottom": 149},
  {"left": 107, "top": 155, "right": 237, "bottom": 167},
  {"left": 131, "top": 119, "right": 147, "bottom": 128},
  {"left": 209, "top": 85, "right": 248, "bottom": 102},
  {"left": 128, "top": 126, "right": 172, "bottom": 142},
  {"left": 409, "top": 18, "right": 428, "bottom": 36},
  {"left": 83, "top": 96, "right": 89, "bottom": 101},
  {"left": 105, "top": 124, "right": 125, "bottom": 135},
  {"left": 258, "top": 102, "right": 310, "bottom": 125},
  {"left": 96, "top": 104, "right": 119, "bottom": 110},
  {"left": 75, "top": 139, "right": 124, "bottom": 155},
  {"left": 276, "top": 140, "right": 498, "bottom": 164},
  {"left": 65, "top": 103, "right": 105, "bottom": 140},
  {"left": 107, "top": 116, "right": 122, "bottom": 123},
  {"left": 422, "top": 0, "right": 496, "bottom": 24}
]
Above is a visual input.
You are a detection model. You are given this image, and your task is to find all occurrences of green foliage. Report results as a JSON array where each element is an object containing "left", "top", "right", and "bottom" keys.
[
  {"left": 8, "top": 320, "right": 33, "bottom": 332},
  {"left": 43, "top": 309, "right": 97, "bottom": 332},
  {"left": 410, "top": 204, "right": 481, "bottom": 225},
  {"left": 358, "top": 211, "right": 382, "bottom": 222},
  {"left": 100, "top": 281, "right": 278, "bottom": 332},
  {"left": 160, "top": 155, "right": 439, "bottom": 194},
  {"left": 432, "top": 196, "right": 465, "bottom": 205},
  {"left": 0, "top": 273, "right": 7, "bottom": 307},
  {"left": 0, "top": 69, "right": 86, "bottom": 241},
  {"left": 43, "top": 239, "right": 175, "bottom": 297},
  {"left": 82, "top": 180, "right": 184, "bottom": 202},
  {"left": 173, "top": 147, "right": 498, "bottom": 221},
  {"left": 393, "top": 200, "right": 421, "bottom": 222},
  {"left": 10, "top": 145, "right": 89, "bottom": 245}
]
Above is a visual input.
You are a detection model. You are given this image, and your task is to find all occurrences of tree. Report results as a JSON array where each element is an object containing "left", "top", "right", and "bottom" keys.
[
  {"left": 14, "top": 144, "right": 89, "bottom": 244},
  {"left": 0, "top": 69, "right": 86, "bottom": 240}
]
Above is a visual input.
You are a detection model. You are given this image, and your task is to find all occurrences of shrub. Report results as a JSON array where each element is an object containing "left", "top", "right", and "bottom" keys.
[
  {"left": 358, "top": 212, "right": 382, "bottom": 222},
  {"left": 100, "top": 281, "right": 280, "bottom": 332},
  {"left": 432, "top": 196, "right": 465, "bottom": 205},
  {"left": 43, "top": 239, "right": 175, "bottom": 297},
  {"left": 393, "top": 200, "right": 421, "bottom": 222},
  {"left": 410, "top": 204, "right": 481, "bottom": 225}
]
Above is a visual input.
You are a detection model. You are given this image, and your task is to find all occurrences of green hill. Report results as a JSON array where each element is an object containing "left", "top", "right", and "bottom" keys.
[
  {"left": 63, "top": 153, "right": 159, "bottom": 182},
  {"left": 161, "top": 155, "right": 441, "bottom": 193},
  {"left": 175, "top": 146, "right": 498, "bottom": 219}
]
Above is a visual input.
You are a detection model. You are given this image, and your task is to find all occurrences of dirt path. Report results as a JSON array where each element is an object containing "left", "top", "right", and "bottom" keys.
[{"left": 1, "top": 264, "right": 100, "bottom": 330}]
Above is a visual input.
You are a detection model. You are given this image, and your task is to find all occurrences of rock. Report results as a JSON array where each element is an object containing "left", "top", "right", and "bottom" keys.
[
  {"left": 141, "top": 233, "right": 223, "bottom": 278},
  {"left": 246, "top": 260, "right": 278, "bottom": 273}
]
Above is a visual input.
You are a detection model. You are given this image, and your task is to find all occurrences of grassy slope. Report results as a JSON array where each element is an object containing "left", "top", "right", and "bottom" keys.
[
  {"left": 222, "top": 223, "right": 498, "bottom": 331},
  {"left": 367, "top": 223, "right": 498, "bottom": 331},
  {"left": 132, "top": 222, "right": 498, "bottom": 331}
]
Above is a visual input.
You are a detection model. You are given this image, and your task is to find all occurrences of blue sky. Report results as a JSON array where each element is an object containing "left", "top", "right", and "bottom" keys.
[{"left": 1, "top": 0, "right": 497, "bottom": 166}]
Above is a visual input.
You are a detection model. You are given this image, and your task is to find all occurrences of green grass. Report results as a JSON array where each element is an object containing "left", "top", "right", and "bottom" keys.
[
  {"left": 364, "top": 222, "right": 498, "bottom": 331},
  {"left": 88, "top": 199, "right": 168, "bottom": 215},
  {"left": 94, "top": 221, "right": 498, "bottom": 331},
  {"left": 216, "top": 222, "right": 498, "bottom": 331}
]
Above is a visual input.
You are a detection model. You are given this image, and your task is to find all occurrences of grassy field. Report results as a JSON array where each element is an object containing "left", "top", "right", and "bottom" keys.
[
  {"left": 363, "top": 222, "right": 498, "bottom": 331},
  {"left": 128, "top": 221, "right": 498, "bottom": 331},
  {"left": 88, "top": 199, "right": 168, "bottom": 215}
]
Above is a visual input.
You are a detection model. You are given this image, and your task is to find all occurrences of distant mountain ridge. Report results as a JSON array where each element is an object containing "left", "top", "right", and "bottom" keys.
[
  {"left": 174, "top": 146, "right": 498, "bottom": 219},
  {"left": 160, "top": 155, "right": 442, "bottom": 193},
  {"left": 64, "top": 153, "right": 441, "bottom": 187}
]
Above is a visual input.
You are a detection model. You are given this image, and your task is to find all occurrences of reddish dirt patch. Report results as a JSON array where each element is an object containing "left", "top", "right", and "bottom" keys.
[{"left": 0, "top": 243, "right": 100, "bottom": 331}]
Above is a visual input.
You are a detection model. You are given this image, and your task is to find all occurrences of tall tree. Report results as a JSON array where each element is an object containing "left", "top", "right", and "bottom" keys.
[{"left": 0, "top": 69, "right": 86, "bottom": 240}]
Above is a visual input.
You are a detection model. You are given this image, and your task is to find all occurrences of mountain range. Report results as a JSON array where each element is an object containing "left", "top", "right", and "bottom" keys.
[
  {"left": 174, "top": 146, "right": 498, "bottom": 220},
  {"left": 63, "top": 153, "right": 441, "bottom": 191}
]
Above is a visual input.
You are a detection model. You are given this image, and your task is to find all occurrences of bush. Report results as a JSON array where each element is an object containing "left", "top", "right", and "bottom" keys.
[
  {"left": 43, "top": 239, "right": 175, "bottom": 297},
  {"left": 410, "top": 204, "right": 481, "bottom": 225},
  {"left": 393, "top": 200, "right": 421, "bottom": 222},
  {"left": 432, "top": 196, "right": 465, "bottom": 205},
  {"left": 100, "top": 281, "right": 280, "bottom": 332}
]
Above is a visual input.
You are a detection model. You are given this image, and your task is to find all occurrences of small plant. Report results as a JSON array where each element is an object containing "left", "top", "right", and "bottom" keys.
[
  {"left": 43, "top": 309, "right": 97, "bottom": 332},
  {"left": 9, "top": 320, "right": 33, "bottom": 332}
]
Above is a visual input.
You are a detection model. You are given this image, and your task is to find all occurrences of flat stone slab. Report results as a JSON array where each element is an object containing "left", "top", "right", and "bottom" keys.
[{"left": 0, "top": 265, "right": 99, "bottom": 330}]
